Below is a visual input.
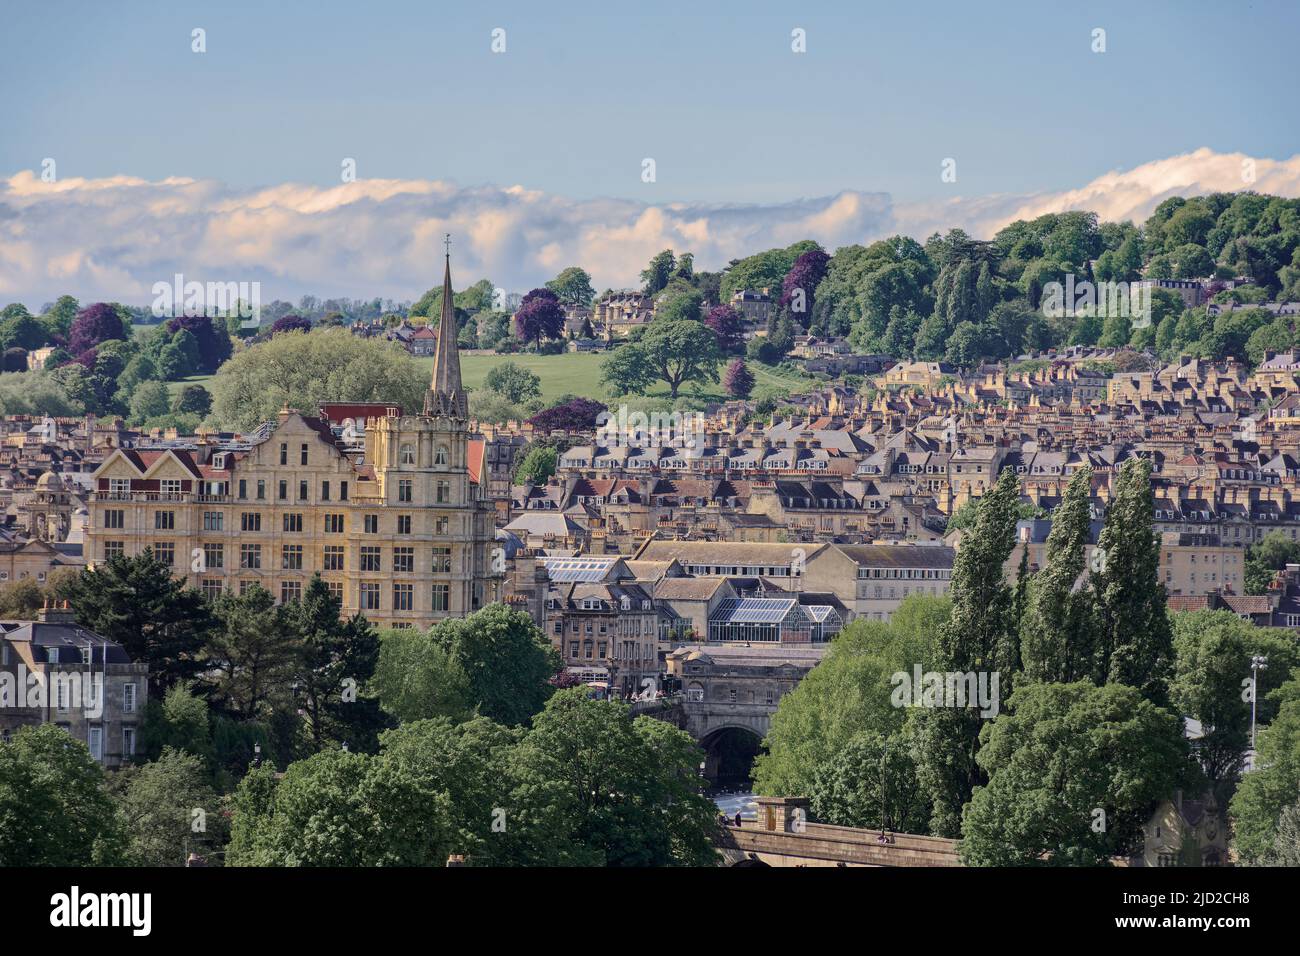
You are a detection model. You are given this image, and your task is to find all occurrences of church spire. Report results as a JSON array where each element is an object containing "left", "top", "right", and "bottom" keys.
[{"left": 426, "top": 234, "right": 468, "bottom": 418}]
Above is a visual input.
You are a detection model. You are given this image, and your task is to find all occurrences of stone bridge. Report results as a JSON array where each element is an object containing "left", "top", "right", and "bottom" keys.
[
  {"left": 663, "top": 643, "right": 827, "bottom": 783},
  {"left": 715, "top": 797, "right": 961, "bottom": 867}
]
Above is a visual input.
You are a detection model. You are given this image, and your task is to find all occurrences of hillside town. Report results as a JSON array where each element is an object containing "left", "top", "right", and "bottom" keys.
[
  {"left": 4, "top": 239, "right": 1299, "bottom": 888},
  {"left": 14, "top": 290, "right": 1300, "bottom": 700},
  {"left": 4, "top": 147, "right": 1300, "bottom": 878}
]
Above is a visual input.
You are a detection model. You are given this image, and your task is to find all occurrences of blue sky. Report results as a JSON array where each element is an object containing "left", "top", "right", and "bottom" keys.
[{"left": 3, "top": 0, "right": 1297, "bottom": 204}]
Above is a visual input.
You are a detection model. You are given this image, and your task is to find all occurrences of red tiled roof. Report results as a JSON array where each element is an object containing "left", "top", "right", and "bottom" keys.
[
  {"left": 114, "top": 448, "right": 204, "bottom": 479},
  {"left": 319, "top": 402, "right": 402, "bottom": 424},
  {"left": 1220, "top": 594, "right": 1272, "bottom": 615}
]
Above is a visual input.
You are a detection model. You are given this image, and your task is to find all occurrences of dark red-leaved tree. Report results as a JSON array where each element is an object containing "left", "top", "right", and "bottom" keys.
[
  {"left": 68, "top": 303, "right": 126, "bottom": 357},
  {"left": 780, "top": 248, "right": 830, "bottom": 329},
  {"left": 513, "top": 288, "right": 565, "bottom": 349},
  {"left": 166, "top": 314, "right": 234, "bottom": 374},
  {"left": 704, "top": 304, "right": 745, "bottom": 354},
  {"left": 265, "top": 316, "right": 313, "bottom": 343},
  {"left": 270, "top": 314, "right": 313, "bottom": 337},
  {"left": 2, "top": 347, "right": 27, "bottom": 373},
  {"left": 723, "top": 359, "right": 756, "bottom": 399},
  {"left": 526, "top": 397, "right": 607, "bottom": 433}
]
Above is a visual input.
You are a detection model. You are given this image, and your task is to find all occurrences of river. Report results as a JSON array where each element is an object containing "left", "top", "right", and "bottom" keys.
[{"left": 711, "top": 790, "right": 757, "bottom": 819}]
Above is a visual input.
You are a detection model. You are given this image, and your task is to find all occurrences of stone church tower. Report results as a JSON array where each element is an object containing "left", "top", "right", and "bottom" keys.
[{"left": 366, "top": 243, "right": 500, "bottom": 617}]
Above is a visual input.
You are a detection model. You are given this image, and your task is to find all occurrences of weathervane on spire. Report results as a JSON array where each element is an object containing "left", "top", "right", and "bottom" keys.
[{"left": 444, "top": 233, "right": 451, "bottom": 258}]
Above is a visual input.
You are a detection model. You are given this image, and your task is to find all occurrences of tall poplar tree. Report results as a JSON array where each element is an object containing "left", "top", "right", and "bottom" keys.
[
  {"left": 1010, "top": 545, "right": 1030, "bottom": 658},
  {"left": 913, "top": 466, "right": 1021, "bottom": 836},
  {"left": 940, "top": 466, "right": 1022, "bottom": 677},
  {"left": 1020, "top": 466, "right": 1099, "bottom": 684},
  {"left": 1094, "top": 457, "right": 1174, "bottom": 705}
]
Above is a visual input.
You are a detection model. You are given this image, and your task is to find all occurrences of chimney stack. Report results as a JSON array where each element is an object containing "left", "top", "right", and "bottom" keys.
[{"left": 37, "top": 602, "right": 76, "bottom": 624}]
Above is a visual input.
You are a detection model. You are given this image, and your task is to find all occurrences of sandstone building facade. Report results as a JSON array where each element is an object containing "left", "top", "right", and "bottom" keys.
[{"left": 84, "top": 252, "right": 500, "bottom": 629}]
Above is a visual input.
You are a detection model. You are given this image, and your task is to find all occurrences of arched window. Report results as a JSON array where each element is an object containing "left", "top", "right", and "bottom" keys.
[
  {"left": 435, "top": 445, "right": 449, "bottom": 466},
  {"left": 400, "top": 444, "right": 415, "bottom": 465}
]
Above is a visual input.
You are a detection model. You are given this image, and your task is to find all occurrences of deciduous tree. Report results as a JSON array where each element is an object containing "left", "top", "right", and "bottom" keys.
[
  {"left": 208, "top": 327, "right": 426, "bottom": 431},
  {"left": 1171, "top": 610, "right": 1299, "bottom": 793},
  {"left": 483, "top": 361, "right": 542, "bottom": 405},
  {"left": 423, "top": 604, "right": 558, "bottom": 727},
  {"left": 510, "top": 690, "right": 717, "bottom": 866},
  {"left": 704, "top": 304, "right": 745, "bottom": 353},
  {"left": 526, "top": 397, "right": 607, "bottom": 433},
  {"left": 546, "top": 267, "right": 596, "bottom": 307},
  {"left": 109, "top": 747, "right": 225, "bottom": 866},
  {"left": 513, "top": 444, "right": 559, "bottom": 485},
  {"left": 754, "top": 595, "right": 947, "bottom": 799},
  {"left": 723, "top": 359, "right": 755, "bottom": 399},
  {"left": 0, "top": 725, "right": 124, "bottom": 865},
  {"left": 961, "top": 681, "right": 1191, "bottom": 866},
  {"left": 602, "top": 320, "right": 721, "bottom": 398},
  {"left": 513, "top": 288, "right": 565, "bottom": 349},
  {"left": 68, "top": 302, "right": 127, "bottom": 357}
]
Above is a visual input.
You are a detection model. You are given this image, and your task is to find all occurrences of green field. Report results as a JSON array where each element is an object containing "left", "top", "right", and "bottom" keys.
[
  {"left": 165, "top": 373, "right": 216, "bottom": 400},
  {"left": 162, "top": 349, "right": 608, "bottom": 405},
  {"left": 451, "top": 351, "right": 812, "bottom": 405},
  {"left": 453, "top": 352, "right": 606, "bottom": 404},
  {"left": 164, "top": 350, "right": 812, "bottom": 410}
]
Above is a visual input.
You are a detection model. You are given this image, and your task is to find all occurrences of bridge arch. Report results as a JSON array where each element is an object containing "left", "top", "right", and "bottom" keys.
[{"left": 699, "top": 724, "right": 764, "bottom": 788}]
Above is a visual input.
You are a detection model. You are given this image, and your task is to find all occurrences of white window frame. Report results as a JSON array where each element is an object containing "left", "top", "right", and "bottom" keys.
[{"left": 88, "top": 726, "right": 103, "bottom": 761}]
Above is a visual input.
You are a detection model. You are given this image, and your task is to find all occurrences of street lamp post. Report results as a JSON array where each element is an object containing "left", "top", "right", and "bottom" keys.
[
  {"left": 878, "top": 738, "right": 890, "bottom": 844},
  {"left": 1250, "top": 655, "right": 1269, "bottom": 752}
]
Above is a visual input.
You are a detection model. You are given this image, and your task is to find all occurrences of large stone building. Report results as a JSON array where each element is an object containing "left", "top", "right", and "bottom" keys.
[
  {"left": 632, "top": 539, "right": 954, "bottom": 623},
  {"left": 83, "top": 251, "right": 501, "bottom": 629},
  {"left": 0, "top": 604, "right": 148, "bottom": 768},
  {"left": 541, "top": 555, "right": 660, "bottom": 697},
  {"left": 729, "top": 288, "right": 773, "bottom": 328},
  {"left": 592, "top": 290, "right": 654, "bottom": 338}
]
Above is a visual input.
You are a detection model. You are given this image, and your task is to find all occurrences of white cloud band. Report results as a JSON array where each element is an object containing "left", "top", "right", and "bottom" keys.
[{"left": 2, "top": 148, "right": 1297, "bottom": 306}]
